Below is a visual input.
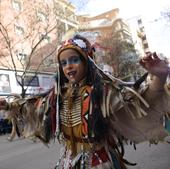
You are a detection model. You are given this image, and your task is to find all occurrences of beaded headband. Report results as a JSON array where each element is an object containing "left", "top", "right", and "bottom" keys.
[{"left": 57, "top": 35, "right": 95, "bottom": 60}]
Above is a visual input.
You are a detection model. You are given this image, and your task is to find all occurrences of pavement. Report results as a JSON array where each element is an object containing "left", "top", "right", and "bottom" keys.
[{"left": 0, "top": 134, "right": 170, "bottom": 169}]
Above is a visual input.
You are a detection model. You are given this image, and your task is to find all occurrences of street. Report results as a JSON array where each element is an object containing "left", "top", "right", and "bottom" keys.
[
  {"left": 0, "top": 135, "right": 59, "bottom": 169},
  {"left": 0, "top": 134, "right": 170, "bottom": 169},
  {"left": 124, "top": 139, "right": 170, "bottom": 169}
]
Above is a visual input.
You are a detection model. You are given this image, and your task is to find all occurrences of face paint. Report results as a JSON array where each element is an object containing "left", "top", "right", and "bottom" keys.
[
  {"left": 60, "top": 56, "right": 82, "bottom": 68},
  {"left": 59, "top": 49, "right": 86, "bottom": 83}
]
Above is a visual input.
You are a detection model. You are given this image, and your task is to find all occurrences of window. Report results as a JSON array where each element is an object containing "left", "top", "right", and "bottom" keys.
[
  {"left": 0, "top": 74, "right": 11, "bottom": 93},
  {"left": 17, "top": 52, "right": 27, "bottom": 61},
  {"left": 37, "top": 11, "right": 48, "bottom": 22},
  {"left": 67, "top": 10, "right": 76, "bottom": 22},
  {"left": 12, "top": 0, "right": 22, "bottom": 12},
  {"left": 139, "top": 27, "right": 144, "bottom": 32},
  {"left": 40, "top": 34, "right": 51, "bottom": 44},
  {"left": 137, "top": 19, "right": 142, "bottom": 25},
  {"left": 14, "top": 24, "right": 24, "bottom": 35},
  {"left": 17, "top": 75, "right": 39, "bottom": 87},
  {"left": 142, "top": 35, "right": 147, "bottom": 41},
  {"left": 56, "top": 21, "right": 66, "bottom": 39},
  {"left": 143, "top": 43, "right": 149, "bottom": 49},
  {"left": 42, "top": 76, "right": 54, "bottom": 88},
  {"left": 54, "top": 2, "right": 64, "bottom": 16}
]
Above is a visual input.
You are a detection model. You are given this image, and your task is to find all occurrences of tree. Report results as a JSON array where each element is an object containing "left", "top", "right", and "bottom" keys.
[
  {"left": 0, "top": 0, "right": 78, "bottom": 98},
  {"left": 99, "top": 19, "right": 139, "bottom": 79}
]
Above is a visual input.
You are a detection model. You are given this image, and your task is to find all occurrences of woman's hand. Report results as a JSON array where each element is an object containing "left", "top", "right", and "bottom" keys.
[{"left": 139, "top": 52, "right": 169, "bottom": 78}]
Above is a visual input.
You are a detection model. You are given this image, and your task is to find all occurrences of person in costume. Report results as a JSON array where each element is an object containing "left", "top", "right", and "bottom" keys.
[{"left": 0, "top": 34, "right": 170, "bottom": 169}]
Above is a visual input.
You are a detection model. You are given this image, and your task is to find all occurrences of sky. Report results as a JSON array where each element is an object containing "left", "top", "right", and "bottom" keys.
[{"left": 70, "top": 0, "right": 170, "bottom": 58}]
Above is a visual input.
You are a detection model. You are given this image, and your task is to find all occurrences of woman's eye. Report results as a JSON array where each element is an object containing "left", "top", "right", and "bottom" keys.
[
  {"left": 60, "top": 56, "right": 81, "bottom": 67},
  {"left": 60, "top": 60, "right": 67, "bottom": 67},
  {"left": 71, "top": 57, "right": 81, "bottom": 64}
]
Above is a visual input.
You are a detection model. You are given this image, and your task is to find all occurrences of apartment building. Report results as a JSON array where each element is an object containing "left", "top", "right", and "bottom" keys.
[
  {"left": 0, "top": 0, "right": 78, "bottom": 73},
  {"left": 0, "top": 0, "right": 79, "bottom": 94},
  {"left": 77, "top": 8, "right": 132, "bottom": 41},
  {"left": 0, "top": 1, "right": 137, "bottom": 92},
  {"left": 77, "top": 8, "right": 134, "bottom": 74}
]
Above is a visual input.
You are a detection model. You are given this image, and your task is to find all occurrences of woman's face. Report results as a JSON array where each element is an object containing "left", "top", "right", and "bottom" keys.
[{"left": 59, "top": 49, "right": 86, "bottom": 83}]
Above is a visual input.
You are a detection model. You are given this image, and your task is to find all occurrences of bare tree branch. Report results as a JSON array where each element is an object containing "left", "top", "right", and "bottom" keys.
[
  {"left": 0, "top": 23, "right": 17, "bottom": 72},
  {"left": 0, "top": 0, "right": 78, "bottom": 97}
]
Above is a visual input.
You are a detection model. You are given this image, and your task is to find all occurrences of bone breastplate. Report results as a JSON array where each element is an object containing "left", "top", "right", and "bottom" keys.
[{"left": 60, "top": 95, "right": 82, "bottom": 127}]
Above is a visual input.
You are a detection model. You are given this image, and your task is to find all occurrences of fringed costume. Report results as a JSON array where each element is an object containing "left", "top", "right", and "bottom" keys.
[{"left": 4, "top": 35, "right": 170, "bottom": 169}]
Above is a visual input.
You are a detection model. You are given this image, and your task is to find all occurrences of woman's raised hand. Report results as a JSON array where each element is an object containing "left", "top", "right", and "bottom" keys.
[{"left": 139, "top": 52, "right": 169, "bottom": 78}]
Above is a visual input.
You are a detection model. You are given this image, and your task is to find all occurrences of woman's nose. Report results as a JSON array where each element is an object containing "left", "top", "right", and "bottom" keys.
[{"left": 65, "top": 62, "right": 74, "bottom": 69}]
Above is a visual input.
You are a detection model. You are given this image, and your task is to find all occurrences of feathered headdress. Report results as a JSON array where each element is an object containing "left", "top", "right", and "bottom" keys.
[{"left": 57, "top": 34, "right": 95, "bottom": 60}]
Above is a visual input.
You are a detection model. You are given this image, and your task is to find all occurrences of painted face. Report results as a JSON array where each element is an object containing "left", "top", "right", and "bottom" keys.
[{"left": 59, "top": 49, "right": 86, "bottom": 83}]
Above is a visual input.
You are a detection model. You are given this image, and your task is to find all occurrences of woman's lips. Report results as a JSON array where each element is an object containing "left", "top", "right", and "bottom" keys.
[{"left": 67, "top": 71, "right": 76, "bottom": 78}]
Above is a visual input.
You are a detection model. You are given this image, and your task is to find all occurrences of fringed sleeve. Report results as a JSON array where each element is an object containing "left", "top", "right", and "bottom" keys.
[
  {"left": 6, "top": 88, "right": 56, "bottom": 144},
  {"left": 104, "top": 82, "right": 170, "bottom": 144}
]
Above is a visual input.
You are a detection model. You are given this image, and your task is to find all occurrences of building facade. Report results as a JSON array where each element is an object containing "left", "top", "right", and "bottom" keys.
[
  {"left": 0, "top": 2, "right": 138, "bottom": 91},
  {"left": 77, "top": 8, "right": 134, "bottom": 76},
  {"left": 0, "top": 0, "right": 78, "bottom": 73},
  {"left": 77, "top": 8, "right": 132, "bottom": 42},
  {"left": 0, "top": 0, "right": 79, "bottom": 95},
  {"left": 137, "top": 18, "right": 150, "bottom": 54}
]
